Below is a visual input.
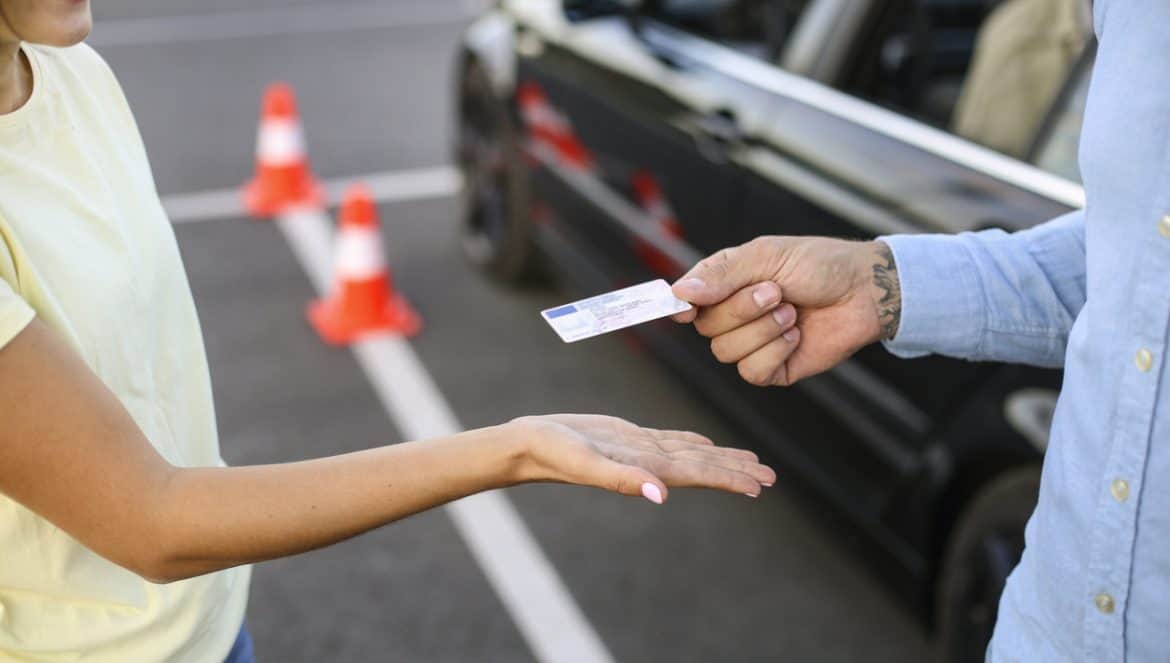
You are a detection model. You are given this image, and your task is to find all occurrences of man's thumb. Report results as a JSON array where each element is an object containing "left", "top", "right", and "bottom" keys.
[{"left": 671, "top": 243, "right": 770, "bottom": 306}]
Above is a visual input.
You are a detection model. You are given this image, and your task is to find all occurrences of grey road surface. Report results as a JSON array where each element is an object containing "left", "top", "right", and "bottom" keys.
[{"left": 92, "top": 1, "right": 931, "bottom": 661}]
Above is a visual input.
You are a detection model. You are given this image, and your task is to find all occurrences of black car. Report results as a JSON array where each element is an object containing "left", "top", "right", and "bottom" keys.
[{"left": 455, "top": 1, "right": 1093, "bottom": 660}]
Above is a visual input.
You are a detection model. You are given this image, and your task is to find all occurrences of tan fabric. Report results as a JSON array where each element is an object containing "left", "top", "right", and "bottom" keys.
[
  {"left": 951, "top": 0, "right": 1091, "bottom": 158},
  {"left": 0, "top": 43, "right": 249, "bottom": 662}
]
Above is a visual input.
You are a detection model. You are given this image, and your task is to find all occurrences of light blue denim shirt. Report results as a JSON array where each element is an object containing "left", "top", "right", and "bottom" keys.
[{"left": 882, "top": 1, "right": 1170, "bottom": 660}]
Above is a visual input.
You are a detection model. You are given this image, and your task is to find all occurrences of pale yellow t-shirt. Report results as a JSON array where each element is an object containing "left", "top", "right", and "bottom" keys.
[{"left": 0, "top": 43, "right": 250, "bottom": 661}]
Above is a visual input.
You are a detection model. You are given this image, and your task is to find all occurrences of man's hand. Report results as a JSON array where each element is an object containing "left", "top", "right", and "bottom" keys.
[{"left": 671, "top": 236, "right": 901, "bottom": 386}]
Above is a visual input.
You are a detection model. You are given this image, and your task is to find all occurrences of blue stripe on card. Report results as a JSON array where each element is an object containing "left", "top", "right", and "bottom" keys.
[{"left": 545, "top": 305, "right": 578, "bottom": 319}]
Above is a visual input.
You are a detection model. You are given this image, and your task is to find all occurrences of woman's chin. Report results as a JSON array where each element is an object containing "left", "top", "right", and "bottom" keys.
[
  {"left": 27, "top": 8, "right": 92, "bottom": 48},
  {"left": 38, "top": 26, "right": 90, "bottom": 47}
]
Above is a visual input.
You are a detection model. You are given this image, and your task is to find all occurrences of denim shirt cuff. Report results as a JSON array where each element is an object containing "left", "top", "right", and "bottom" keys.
[{"left": 877, "top": 233, "right": 984, "bottom": 359}]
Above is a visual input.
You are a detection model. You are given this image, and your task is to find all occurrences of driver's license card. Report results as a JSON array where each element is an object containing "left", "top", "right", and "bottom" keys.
[{"left": 541, "top": 279, "right": 693, "bottom": 343}]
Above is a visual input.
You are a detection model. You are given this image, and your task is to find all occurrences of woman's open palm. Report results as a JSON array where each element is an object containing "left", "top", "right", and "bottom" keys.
[{"left": 515, "top": 414, "right": 776, "bottom": 503}]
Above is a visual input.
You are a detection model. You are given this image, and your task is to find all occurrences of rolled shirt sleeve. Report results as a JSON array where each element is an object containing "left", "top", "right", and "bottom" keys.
[{"left": 880, "top": 209, "right": 1086, "bottom": 368}]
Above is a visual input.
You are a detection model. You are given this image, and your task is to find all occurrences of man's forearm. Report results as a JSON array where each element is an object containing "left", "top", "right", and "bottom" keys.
[{"left": 147, "top": 425, "right": 527, "bottom": 583}]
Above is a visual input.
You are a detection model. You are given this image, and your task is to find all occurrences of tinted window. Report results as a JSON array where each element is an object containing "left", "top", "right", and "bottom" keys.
[
  {"left": 645, "top": 0, "right": 812, "bottom": 59},
  {"left": 840, "top": 0, "right": 1092, "bottom": 161},
  {"left": 1031, "top": 52, "right": 1092, "bottom": 184}
]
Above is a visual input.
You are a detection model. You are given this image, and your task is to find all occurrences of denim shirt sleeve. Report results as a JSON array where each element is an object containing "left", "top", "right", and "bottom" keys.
[{"left": 879, "top": 209, "right": 1086, "bottom": 367}]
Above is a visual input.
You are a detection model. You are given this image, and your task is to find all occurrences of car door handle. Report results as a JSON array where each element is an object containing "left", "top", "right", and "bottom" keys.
[
  {"left": 648, "top": 46, "right": 684, "bottom": 70},
  {"left": 687, "top": 110, "right": 744, "bottom": 163}
]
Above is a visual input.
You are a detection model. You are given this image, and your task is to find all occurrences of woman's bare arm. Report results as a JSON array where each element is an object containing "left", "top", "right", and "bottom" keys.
[{"left": 0, "top": 319, "right": 774, "bottom": 583}]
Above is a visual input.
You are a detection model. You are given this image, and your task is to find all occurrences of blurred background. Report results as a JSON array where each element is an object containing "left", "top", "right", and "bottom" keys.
[{"left": 90, "top": 1, "right": 1091, "bottom": 661}]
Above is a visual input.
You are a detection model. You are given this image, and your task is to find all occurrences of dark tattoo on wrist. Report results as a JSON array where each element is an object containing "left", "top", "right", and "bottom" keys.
[{"left": 872, "top": 242, "right": 902, "bottom": 340}]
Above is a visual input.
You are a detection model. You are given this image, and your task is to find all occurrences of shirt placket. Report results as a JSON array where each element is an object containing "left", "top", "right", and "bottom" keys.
[{"left": 1083, "top": 198, "right": 1170, "bottom": 661}]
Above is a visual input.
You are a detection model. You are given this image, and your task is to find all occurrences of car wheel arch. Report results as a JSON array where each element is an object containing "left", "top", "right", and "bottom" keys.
[
  {"left": 461, "top": 11, "right": 519, "bottom": 100},
  {"left": 921, "top": 384, "right": 1047, "bottom": 632}
]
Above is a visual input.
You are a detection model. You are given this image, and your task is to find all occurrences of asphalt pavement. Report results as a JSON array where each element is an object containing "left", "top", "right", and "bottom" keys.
[{"left": 92, "top": 2, "right": 931, "bottom": 661}]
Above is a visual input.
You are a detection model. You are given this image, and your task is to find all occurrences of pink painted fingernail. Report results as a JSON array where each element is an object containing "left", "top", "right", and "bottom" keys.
[
  {"left": 642, "top": 483, "right": 664, "bottom": 504},
  {"left": 745, "top": 492, "right": 759, "bottom": 498}
]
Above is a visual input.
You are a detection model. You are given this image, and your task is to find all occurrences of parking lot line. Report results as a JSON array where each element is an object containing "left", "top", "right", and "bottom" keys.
[
  {"left": 164, "top": 166, "right": 461, "bottom": 225},
  {"left": 274, "top": 207, "right": 616, "bottom": 663},
  {"left": 90, "top": 1, "right": 487, "bottom": 48}
]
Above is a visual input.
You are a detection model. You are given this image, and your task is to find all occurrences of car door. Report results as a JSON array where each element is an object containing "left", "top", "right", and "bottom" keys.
[{"left": 508, "top": 0, "right": 805, "bottom": 286}]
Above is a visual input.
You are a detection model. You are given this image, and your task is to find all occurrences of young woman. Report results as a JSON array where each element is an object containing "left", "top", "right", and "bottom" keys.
[{"left": 0, "top": 2, "right": 775, "bottom": 661}]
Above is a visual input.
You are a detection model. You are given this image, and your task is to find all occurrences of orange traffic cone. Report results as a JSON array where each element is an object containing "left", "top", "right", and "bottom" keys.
[
  {"left": 242, "top": 82, "right": 324, "bottom": 218},
  {"left": 307, "top": 184, "right": 421, "bottom": 345}
]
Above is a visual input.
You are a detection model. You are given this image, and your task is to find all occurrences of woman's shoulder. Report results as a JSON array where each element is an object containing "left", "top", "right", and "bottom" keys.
[
  {"left": 25, "top": 42, "right": 136, "bottom": 134},
  {"left": 25, "top": 42, "right": 123, "bottom": 99}
]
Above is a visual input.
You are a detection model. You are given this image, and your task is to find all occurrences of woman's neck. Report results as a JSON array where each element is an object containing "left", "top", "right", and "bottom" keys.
[{"left": 0, "top": 41, "right": 32, "bottom": 115}]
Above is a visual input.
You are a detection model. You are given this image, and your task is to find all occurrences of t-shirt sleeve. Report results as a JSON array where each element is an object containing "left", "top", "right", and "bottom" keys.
[
  {"left": 0, "top": 272, "right": 34, "bottom": 351},
  {"left": 0, "top": 232, "right": 34, "bottom": 350}
]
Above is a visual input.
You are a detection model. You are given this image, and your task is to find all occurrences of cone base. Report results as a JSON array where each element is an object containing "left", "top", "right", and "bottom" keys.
[
  {"left": 306, "top": 294, "right": 422, "bottom": 346},
  {"left": 241, "top": 176, "right": 325, "bottom": 219}
]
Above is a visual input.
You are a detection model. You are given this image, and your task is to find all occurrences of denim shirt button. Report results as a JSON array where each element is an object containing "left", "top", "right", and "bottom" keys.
[
  {"left": 1135, "top": 348, "right": 1154, "bottom": 372},
  {"left": 1111, "top": 479, "right": 1130, "bottom": 502}
]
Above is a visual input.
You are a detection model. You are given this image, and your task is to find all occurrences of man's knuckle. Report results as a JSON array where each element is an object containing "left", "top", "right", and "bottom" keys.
[
  {"left": 710, "top": 338, "right": 734, "bottom": 363},
  {"left": 735, "top": 297, "right": 761, "bottom": 321},
  {"left": 774, "top": 365, "right": 791, "bottom": 387},
  {"left": 694, "top": 317, "right": 715, "bottom": 337},
  {"left": 702, "top": 249, "right": 732, "bottom": 277},
  {"left": 747, "top": 235, "right": 777, "bottom": 256},
  {"left": 737, "top": 361, "right": 771, "bottom": 387}
]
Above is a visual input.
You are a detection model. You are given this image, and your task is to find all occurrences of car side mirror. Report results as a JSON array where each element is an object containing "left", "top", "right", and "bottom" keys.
[{"left": 562, "top": 0, "right": 640, "bottom": 23}]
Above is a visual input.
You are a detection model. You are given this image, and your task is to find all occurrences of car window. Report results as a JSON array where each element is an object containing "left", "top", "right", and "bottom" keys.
[
  {"left": 643, "top": 0, "right": 813, "bottom": 60},
  {"left": 1030, "top": 49, "right": 1092, "bottom": 184},
  {"left": 837, "top": 0, "right": 1093, "bottom": 162}
]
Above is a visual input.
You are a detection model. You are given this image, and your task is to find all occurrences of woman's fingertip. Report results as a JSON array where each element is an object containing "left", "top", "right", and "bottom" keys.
[
  {"left": 745, "top": 492, "right": 759, "bottom": 499},
  {"left": 641, "top": 482, "right": 664, "bottom": 505}
]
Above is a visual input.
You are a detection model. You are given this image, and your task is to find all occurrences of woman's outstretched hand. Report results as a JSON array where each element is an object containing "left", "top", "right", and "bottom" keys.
[
  {"left": 1, "top": 319, "right": 774, "bottom": 583},
  {"left": 510, "top": 414, "right": 776, "bottom": 504}
]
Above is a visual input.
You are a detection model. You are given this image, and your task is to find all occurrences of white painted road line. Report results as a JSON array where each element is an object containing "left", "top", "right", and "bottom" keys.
[
  {"left": 275, "top": 208, "right": 616, "bottom": 663},
  {"left": 354, "top": 166, "right": 463, "bottom": 208},
  {"left": 90, "top": 1, "right": 488, "bottom": 48},
  {"left": 164, "top": 166, "right": 462, "bottom": 225}
]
